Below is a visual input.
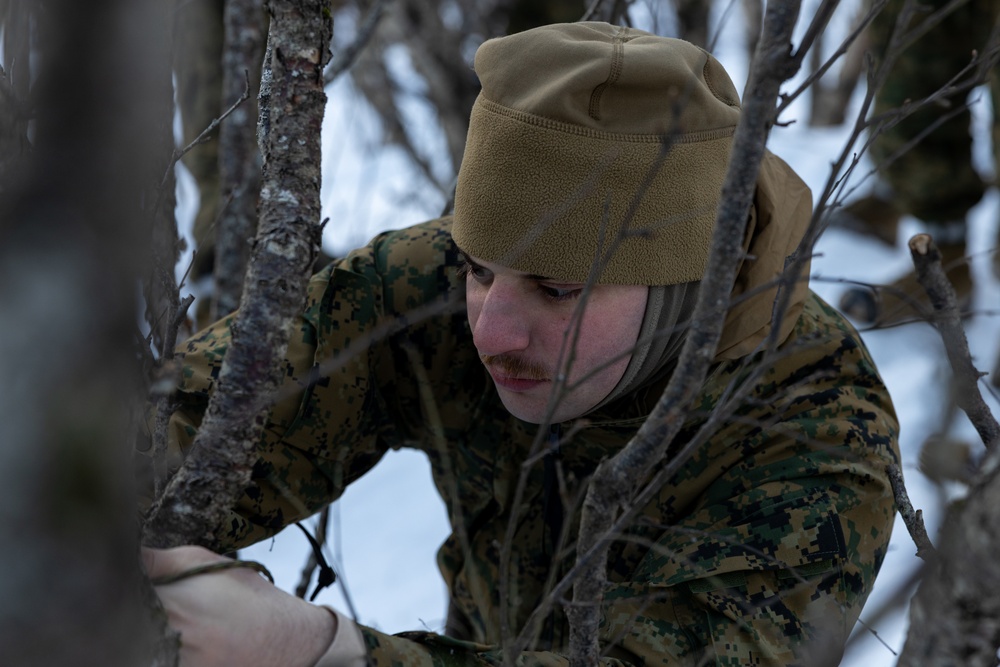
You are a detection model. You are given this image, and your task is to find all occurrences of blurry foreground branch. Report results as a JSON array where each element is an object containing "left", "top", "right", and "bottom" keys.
[{"left": 0, "top": 0, "right": 172, "bottom": 664}]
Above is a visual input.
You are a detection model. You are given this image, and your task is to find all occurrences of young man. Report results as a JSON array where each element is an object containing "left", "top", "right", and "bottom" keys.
[{"left": 142, "top": 22, "right": 900, "bottom": 667}]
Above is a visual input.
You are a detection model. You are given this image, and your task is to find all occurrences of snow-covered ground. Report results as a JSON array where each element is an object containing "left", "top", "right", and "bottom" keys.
[{"left": 207, "top": 6, "right": 1000, "bottom": 665}]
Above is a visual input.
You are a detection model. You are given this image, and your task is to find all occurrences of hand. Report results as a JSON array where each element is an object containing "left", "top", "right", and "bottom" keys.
[{"left": 144, "top": 546, "right": 336, "bottom": 667}]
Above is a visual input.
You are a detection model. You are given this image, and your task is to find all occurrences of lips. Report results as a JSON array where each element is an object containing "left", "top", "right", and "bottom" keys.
[
  {"left": 488, "top": 370, "right": 549, "bottom": 392},
  {"left": 481, "top": 354, "right": 549, "bottom": 392}
]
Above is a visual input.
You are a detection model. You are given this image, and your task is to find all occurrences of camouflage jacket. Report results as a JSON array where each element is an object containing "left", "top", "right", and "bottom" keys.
[{"left": 151, "top": 217, "right": 900, "bottom": 667}]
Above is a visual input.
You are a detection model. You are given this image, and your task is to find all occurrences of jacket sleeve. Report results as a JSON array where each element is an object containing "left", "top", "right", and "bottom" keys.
[
  {"left": 337, "top": 295, "right": 900, "bottom": 667},
  {"left": 136, "top": 218, "right": 470, "bottom": 550}
]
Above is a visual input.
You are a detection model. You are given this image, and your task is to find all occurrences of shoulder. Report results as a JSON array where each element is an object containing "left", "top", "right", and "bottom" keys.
[
  {"left": 701, "top": 289, "right": 899, "bottom": 455},
  {"left": 369, "top": 216, "right": 458, "bottom": 270},
  {"left": 781, "top": 290, "right": 891, "bottom": 395},
  {"left": 304, "top": 216, "right": 464, "bottom": 314}
]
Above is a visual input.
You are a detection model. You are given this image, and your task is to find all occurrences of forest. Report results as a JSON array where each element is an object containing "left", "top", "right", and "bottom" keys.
[{"left": 1, "top": 0, "right": 999, "bottom": 665}]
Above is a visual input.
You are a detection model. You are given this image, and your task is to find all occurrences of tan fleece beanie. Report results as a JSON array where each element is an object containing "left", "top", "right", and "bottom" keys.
[{"left": 452, "top": 21, "right": 742, "bottom": 285}]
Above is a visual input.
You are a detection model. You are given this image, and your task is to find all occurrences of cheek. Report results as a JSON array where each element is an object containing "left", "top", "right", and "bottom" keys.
[
  {"left": 574, "top": 301, "right": 644, "bottom": 374},
  {"left": 464, "top": 280, "right": 483, "bottom": 330},
  {"left": 579, "top": 288, "right": 647, "bottom": 371}
]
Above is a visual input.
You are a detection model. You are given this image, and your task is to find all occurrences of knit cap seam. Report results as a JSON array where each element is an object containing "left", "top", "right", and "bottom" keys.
[
  {"left": 588, "top": 25, "right": 629, "bottom": 121},
  {"left": 477, "top": 97, "right": 737, "bottom": 144},
  {"left": 702, "top": 58, "right": 741, "bottom": 108}
]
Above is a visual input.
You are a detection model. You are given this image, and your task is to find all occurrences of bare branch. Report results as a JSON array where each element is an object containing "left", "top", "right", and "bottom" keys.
[
  {"left": 844, "top": 565, "right": 922, "bottom": 654},
  {"left": 783, "top": 0, "right": 883, "bottom": 123},
  {"left": 324, "top": 0, "right": 393, "bottom": 83},
  {"left": 295, "top": 509, "right": 330, "bottom": 599},
  {"left": 565, "top": 3, "right": 805, "bottom": 665},
  {"left": 143, "top": 0, "right": 333, "bottom": 550},
  {"left": 788, "top": 0, "right": 840, "bottom": 67},
  {"left": 160, "top": 73, "right": 253, "bottom": 195},
  {"left": 885, "top": 464, "right": 936, "bottom": 561},
  {"left": 909, "top": 233, "right": 1000, "bottom": 450},
  {"left": 581, "top": 0, "right": 631, "bottom": 23},
  {"left": 151, "top": 294, "right": 195, "bottom": 497}
]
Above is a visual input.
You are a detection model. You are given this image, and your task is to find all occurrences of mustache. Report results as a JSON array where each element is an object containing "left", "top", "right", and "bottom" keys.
[{"left": 481, "top": 354, "right": 548, "bottom": 381}]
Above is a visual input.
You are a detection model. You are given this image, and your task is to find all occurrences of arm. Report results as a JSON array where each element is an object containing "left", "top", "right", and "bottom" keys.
[
  {"left": 144, "top": 279, "right": 896, "bottom": 667},
  {"left": 137, "top": 217, "right": 470, "bottom": 551}
]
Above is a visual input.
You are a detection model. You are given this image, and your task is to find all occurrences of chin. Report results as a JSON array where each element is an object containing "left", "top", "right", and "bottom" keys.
[{"left": 497, "top": 389, "right": 594, "bottom": 425}]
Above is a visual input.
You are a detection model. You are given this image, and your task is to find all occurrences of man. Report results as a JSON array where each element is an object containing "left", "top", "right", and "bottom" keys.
[{"left": 142, "top": 22, "right": 900, "bottom": 667}]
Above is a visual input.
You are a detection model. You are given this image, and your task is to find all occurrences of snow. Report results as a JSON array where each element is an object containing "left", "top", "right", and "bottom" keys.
[{"left": 226, "top": 7, "right": 1000, "bottom": 665}]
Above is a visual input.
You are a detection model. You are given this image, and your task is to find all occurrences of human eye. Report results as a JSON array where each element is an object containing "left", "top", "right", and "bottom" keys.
[
  {"left": 458, "top": 254, "right": 493, "bottom": 284},
  {"left": 539, "top": 283, "right": 582, "bottom": 302}
]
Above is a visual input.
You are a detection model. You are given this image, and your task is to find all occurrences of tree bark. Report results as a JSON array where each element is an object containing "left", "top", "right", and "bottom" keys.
[
  {"left": 897, "top": 462, "right": 1000, "bottom": 666},
  {"left": 143, "top": 0, "right": 183, "bottom": 353},
  {"left": 213, "top": 0, "right": 267, "bottom": 320},
  {"left": 896, "top": 233, "right": 1000, "bottom": 666},
  {"left": 143, "top": 0, "right": 332, "bottom": 550},
  {"left": 908, "top": 234, "right": 1000, "bottom": 450}
]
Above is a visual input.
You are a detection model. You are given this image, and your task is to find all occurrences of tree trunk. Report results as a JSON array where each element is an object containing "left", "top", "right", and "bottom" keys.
[
  {"left": 897, "top": 464, "right": 1000, "bottom": 666},
  {"left": 143, "top": 0, "right": 333, "bottom": 550},
  {"left": 0, "top": 0, "right": 172, "bottom": 664},
  {"left": 213, "top": 0, "right": 268, "bottom": 320}
]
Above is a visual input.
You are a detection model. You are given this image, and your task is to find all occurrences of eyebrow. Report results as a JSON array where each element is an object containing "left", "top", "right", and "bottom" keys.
[{"left": 457, "top": 249, "right": 560, "bottom": 283}]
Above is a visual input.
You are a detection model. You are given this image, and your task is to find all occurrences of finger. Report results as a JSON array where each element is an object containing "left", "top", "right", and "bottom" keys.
[
  {"left": 140, "top": 546, "right": 160, "bottom": 577},
  {"left": 142, "top": 545, "right": 228, "bottom": 579}
]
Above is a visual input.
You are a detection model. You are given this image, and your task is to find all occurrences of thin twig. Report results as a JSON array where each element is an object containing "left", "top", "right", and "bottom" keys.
[
  {"left": 788, "top": 0, "right": 841, "bottom": 68},
  {"left": 170, "top": 295, "right": 196, "bottom": 342},
  {"left": 886, "top": 464, "right": 936, "bottom": 561},
  {"left": 909, "top": 233, "right": 1000, "bottom": 451},
  {"left": 157, "top": 71, "right": 252, "bottom": 196},
  {"left": 400, "top": 340, "right": 474, "bottom": 576},
  {"left": 845, "top": 564, "right": 923, "bottom": 653},
  {"left": 294, "top": 511, "right": 333, "bottom": 600},
  {"left": 581, "top": 0, "right": 608, "bottom": 22},
  {"left": 150, "top": 294, "right": 196, "bottom": 497},
  {"left": 777, "top": 0, "right": 885, "bottom": 116},
  {"left": 324, "top": 0, "right": 393, "bottom": 83}
]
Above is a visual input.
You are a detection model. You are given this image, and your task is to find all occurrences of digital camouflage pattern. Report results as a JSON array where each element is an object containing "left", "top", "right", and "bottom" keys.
[
  {"left": 869, "top": 0, "right": 1000, "bottom": 224},
  {"left": 142, "top": 217, "right": 900, "bottom": 666}
]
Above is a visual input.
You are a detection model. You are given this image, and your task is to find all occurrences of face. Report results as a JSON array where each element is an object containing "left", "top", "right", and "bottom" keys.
[{"left": 462, "top": 253, "right": 648, "bottom": 424}]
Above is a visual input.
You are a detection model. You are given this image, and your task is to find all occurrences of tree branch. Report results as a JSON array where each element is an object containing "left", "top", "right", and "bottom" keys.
[
  {"left": 565, "top": 3, "right": 804, "bottom": 665},
  {"left": 213, "top": 0, "right": 267, "bottom": 320},
  {"left": 885, "top": 464, "right": 936, "bottom": 561},
  {"left": 897, "top": 458, "right": 1000, "bottom": 666},
  {"left": 324, "top": 0, "right": 392, "bottom": 83},
  {"left": 895, "top": 203, "right": 1000, "bottom": 667},
  {"left": 909, "top": 233, "right": 1000, "bottom": 450},
  {"left": 143, "top": 0, "right": 333, "bottom": 550}
]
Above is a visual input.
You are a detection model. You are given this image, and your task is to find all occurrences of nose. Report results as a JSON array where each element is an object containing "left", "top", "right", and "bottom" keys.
[{"left": 470, "top": 279, "right": 530, "bottom": 357}]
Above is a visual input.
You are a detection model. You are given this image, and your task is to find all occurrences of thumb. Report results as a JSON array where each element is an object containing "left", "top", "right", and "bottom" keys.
[{"left": 141, "top": 545, "right": 226, "bottom": 580}]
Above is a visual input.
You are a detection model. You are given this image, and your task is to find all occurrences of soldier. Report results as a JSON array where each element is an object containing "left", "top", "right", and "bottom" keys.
[
  {"left": 141, "top": 22, "right": 900, "bottom": 667},
  {"left": 836, "top": 0, "right": 1000, "bottom": 326}
]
